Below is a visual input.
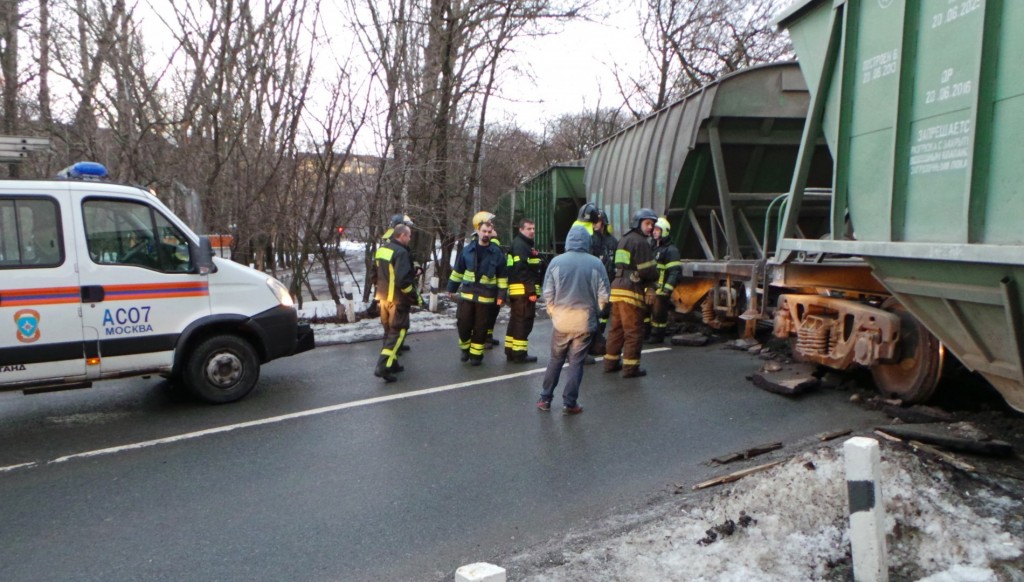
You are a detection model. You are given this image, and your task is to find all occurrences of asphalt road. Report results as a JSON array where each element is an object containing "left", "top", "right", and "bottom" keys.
[{"left": 0, "top": 321, "right": 889, "bottom": 581}]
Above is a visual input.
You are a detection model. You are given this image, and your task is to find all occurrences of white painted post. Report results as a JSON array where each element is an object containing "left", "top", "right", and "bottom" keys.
[
  {"left": 429, "top": 276, "right": 440, "bottom": 313},
  {"left": 343, "top": 283, "right": 357, "bottom": 323},
  {"left": 844, "top": 437, "right": 888, "bottom": 582},
  {"left": 455, "top": 562, "right": 506, "bottom": 582}
]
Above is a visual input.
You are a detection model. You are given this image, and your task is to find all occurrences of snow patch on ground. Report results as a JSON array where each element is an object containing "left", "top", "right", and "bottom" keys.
[
  {"left": 519, "top": 445, "right": 1023, "bottom": 581},
  {"left": 298, "top": 300, "right": 457, "bottom": 345}
]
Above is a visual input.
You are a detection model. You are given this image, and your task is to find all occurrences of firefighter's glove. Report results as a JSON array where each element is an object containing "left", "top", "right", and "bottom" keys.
[
  {"left": 528, "top": 294, "right": 538, "bottom": 303},
  {"left": 496, "top": 297, "right": 504, "bottom": 307}
]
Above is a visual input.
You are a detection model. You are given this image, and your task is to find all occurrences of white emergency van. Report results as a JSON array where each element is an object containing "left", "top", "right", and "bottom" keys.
[{"left": 0, "top": 162, "right": 314, "bottom": 403}]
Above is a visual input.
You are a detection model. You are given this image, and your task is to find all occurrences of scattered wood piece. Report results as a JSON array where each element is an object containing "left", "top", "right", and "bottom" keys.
[
  {"left": 693, "top": 459, "right": 786, "bottom": 490},
  {"left": 882, "top": 404, "right": 956, "bottom": 424},
  {"left": 873, "top": 429, "right": 903, "bottom": 442},
  {"left": 819, "top": 429, "right": 853, "bottom": 442},
  {"left": 875, "top": 424, "right": 1014, "bottom": 458},
  {"left": 711, "top": 442, "right": 783, "bottom": 465},
  {"left": 908, "top": 440, "right": 976, "bottom": 472}
]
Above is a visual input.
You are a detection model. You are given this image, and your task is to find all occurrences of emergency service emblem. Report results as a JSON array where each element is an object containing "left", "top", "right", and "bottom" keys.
[{"left": 15, "top": 309, "right": 41, "bottom": 343}]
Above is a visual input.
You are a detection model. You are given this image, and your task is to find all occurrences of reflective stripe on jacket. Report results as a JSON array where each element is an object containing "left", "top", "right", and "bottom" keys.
[
  {"left": 375, "top": 241, "right": 415, "bottom": 305},
  {"left": 508, "top": 232, "right": 543, "bottom": 297},
  {"left": 654, "top": 240, "right": 682, "bottom": 295},
  {"left": 447, "top": 240, "right": 508, "bottom": 303},
  {"left": 610, "top": 229, "right": 657, "bottom": 307}
]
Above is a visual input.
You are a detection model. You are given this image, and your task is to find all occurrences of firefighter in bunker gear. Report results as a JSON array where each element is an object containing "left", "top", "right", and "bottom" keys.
[
  {"left": 506, "top": 219, "right": 544, "bottom": 363},
  {"left": 373, "top": 224, "right": 417, "bottom": 382},
  {"left": 571, "top": 201, "right": 600, "bottom": 235},
  {"left": 604, "top": 208, "right": 658, "bottom": 378},
  {"left": 448, "top": 212, "right": 508, "bottom": 365},
  {"left": 483, "top": 227, "right": 504, "bottom": 349},
  {"left": 648, "top": 217, "right": 681, "bottom": 343},
  {"left": 590, "top": 210, "right": 617, "bottom": 347}
]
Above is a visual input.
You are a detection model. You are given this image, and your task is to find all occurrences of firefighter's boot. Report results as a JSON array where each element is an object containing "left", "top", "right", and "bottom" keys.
[{"left": 373, "top": 356, "right": 397, "bottom": 383}]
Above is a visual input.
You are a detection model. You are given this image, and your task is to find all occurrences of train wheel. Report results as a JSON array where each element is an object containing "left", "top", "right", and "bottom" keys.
[{"left": 870, "top": 298, "right": 944, "bottom": 403}]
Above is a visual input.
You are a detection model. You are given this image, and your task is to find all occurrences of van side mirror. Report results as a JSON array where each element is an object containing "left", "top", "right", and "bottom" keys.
[{"left": 196, "top": 236, "right": 216, "bottom": 275}]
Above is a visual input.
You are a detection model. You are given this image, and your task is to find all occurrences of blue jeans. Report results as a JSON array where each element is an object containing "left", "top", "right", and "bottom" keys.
[{"left": 540, "top": 330, "right": 593, "bottom": 408}]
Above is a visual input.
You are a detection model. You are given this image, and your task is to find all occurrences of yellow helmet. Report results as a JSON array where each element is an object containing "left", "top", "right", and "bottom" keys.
[
  {"left": 472, "top": 211, "right": 495, "bottom": 230},
  {"left": 654, "top": 217, "right": 671, "bottom": 237}
]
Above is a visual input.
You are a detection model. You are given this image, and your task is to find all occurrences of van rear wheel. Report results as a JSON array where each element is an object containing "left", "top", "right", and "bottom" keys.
[{"left": 184, "top": 335, "right": 260, "bottom": 403}]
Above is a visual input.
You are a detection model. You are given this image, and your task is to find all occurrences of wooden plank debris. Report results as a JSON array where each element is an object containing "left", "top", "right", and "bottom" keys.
[
  {"left": 711, "top": 442, "right": 783, "bottom": 465},
  {"left": 693, "top": 459, "right": 786, "bottom": 490},
  {"left": 881, "top": 405, "right": 955, "bottom": 424},
  {"left": 875, "top": 424, "right": 1014, "bottom": 458},
  {"left": 908, "top": 440, "right": 976, "bottom": 472},
  {"left": 873, "top": 429, "right": 903, "bottom": 442},
  {"left": 818, "top": 429, "right": 853, "bottom": 442}
]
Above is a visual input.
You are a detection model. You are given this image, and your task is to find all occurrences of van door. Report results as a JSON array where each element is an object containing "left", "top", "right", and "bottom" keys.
[
  {"left": 0, "top": 191, "right": 87, "bottom": 387},
  {"left": 75, "top": 196, "right": 211, "bottom": 377}
]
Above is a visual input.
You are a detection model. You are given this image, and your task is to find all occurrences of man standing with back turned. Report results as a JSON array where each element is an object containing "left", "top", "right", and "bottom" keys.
[
  {"left": 373, "top": 224, "right": 417, "bottom": 383},
  {"left": 537, "top": 225, "right": 610, "bottom": 415}
]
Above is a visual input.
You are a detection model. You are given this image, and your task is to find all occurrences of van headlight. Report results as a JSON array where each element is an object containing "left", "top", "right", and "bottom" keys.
[{"left": 266, "top": 277, "right": 294, "bottom": 307}]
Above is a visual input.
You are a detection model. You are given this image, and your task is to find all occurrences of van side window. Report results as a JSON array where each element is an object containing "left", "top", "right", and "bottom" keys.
[
  {"left": 83, "top": 199, "right": 194, "bottom": 272},
  {"left": 0, "top": 198, "right": 63, "bottom": 268}
]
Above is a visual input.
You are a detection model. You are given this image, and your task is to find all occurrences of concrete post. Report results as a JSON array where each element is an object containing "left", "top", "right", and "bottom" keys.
[
  {"left": 454, "top": 562, "right": 505, "bottom": 582},
  {"left": 844, "top": 437, "right": 888, "bottom": 582},
  {"left": 343, "top": 283, "right": 357, "bottom": 323},
  {"left": 430, "top": 276, "right": 440, "bottom": 313}
]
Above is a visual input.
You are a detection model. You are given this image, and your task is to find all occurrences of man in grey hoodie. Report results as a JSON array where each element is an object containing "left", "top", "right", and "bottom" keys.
[{"left": 537, "top": 225, "right": 611, "bottom": 415}]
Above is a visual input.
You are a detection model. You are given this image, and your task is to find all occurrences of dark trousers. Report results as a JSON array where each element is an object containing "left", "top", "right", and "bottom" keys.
[
  {"left": 378, "top": 301, "right": 409, "bottom": 369},
  {"left": 540, "top": 330, "right": 592, "bottom": 408},
  {"left": 650, "top": 295, "right": 671, "bottom": 339},
  {"left": 505, "top": 296, "right": 536, "bottom": 356},
  {"left": 604, "top": 301, "right": 646, "bottom": 371},
  {"left": 485, "top": 303, "right": 501, "bottom": 342},
  {"left": 457, "top": 300, "right": 492, "bottom": 360}
]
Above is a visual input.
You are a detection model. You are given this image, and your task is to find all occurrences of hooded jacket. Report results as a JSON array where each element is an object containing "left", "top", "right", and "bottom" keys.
[{"left": 542, "top": 226, "right": 610, "bottom": 334}]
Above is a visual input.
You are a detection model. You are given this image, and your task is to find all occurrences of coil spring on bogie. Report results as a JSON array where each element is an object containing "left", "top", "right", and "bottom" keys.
[
  {"left": 796, "top": 315, "right": 831, "bottom": 356},
  {"left": 702, "top": 296, "right": 715, "bottom": 325}
]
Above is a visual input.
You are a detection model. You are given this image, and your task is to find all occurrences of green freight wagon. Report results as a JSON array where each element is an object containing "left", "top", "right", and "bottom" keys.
[
  {"left": 495, "top": 163, "right": 585, "bottom": 255},
  {"left": 584, "top": 63, "right": 867, "bottom": 325},
  {"left": 777, "top": 0, "right": 1024, "bottom": 411}
]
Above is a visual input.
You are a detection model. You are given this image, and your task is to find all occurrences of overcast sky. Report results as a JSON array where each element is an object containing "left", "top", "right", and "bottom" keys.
[{"left": 488, "top": 5, "right": 648, "bottom": 132}]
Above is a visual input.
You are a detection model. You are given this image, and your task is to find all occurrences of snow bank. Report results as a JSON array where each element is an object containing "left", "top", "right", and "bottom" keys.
[{"left": 522, "top": 445, "right": 1022, "bottom": 581}]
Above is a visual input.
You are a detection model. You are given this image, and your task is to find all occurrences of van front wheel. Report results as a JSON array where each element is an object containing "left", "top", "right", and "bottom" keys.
[{"left": 184, "top": 335, "right": 260, "bottom": 403}]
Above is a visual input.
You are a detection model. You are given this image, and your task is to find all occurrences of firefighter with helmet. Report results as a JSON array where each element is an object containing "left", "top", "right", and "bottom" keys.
[
  {"left": 604, "top": 208, "right": 658, "bottom": 378},
  {"left": 591, "top": 210, "right": 617, "bottom": 339},
  {"left": 648, "top": 216, "right": 681, "bottom": 344},
  {"left": 448, "top": 211, "right": 509, "bottom": 365},
  {"left": 572, "top": 202, "right": 600, "bottom": 235},
  {"left": 382, "top": 213, "right": 414, "bottom": 243}
]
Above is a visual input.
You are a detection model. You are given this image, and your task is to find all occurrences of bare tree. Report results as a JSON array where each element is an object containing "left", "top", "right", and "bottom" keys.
[
  {"left": 349, "top": 0, "right": 592, "bottom": 289},
  {"left": 616, "top": 0, "right": 791, "bottom": 117}
]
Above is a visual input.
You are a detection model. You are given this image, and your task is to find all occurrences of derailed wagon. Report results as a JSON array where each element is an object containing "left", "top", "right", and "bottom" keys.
[
  {"left": 494, "top": 162, "right": 585, "bottom": 255},
  {"left": 775, "top": 0, "right": 1024, "bottom": 411},
  {"left": 583, "top": 62, "right": 884, "bottom": 331}
]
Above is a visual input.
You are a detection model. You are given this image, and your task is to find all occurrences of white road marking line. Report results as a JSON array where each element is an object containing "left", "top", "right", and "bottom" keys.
[
  {"left": 3, "top": 346, "right": 673, "bottom": 472},
  {"left": 0, "top": 462, "right": 38, "bottom": 473}
]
